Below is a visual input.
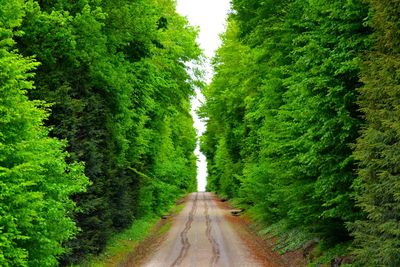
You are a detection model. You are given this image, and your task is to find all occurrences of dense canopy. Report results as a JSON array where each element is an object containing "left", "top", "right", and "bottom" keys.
[
  {"left": 1, "top": 0, "right": 400, "bottom": 266},
  {"left": 0, "top": 0, "right": 199, "bottom": 265},
  {"left": 201, "top": 0, "right": 400, "bottom": 265}
]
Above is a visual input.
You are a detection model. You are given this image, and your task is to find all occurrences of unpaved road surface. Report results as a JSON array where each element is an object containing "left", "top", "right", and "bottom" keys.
[{"left": 142, "top": 192, "right": 263, "bottom": 267}]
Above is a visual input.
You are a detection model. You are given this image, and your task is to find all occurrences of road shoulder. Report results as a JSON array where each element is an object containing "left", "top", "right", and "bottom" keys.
[
  {"left": 212, "top": 194, "right": 307, "bottom": 267},
  {"left": 120, "top": 197, "right": 188, "bottom": 267}
]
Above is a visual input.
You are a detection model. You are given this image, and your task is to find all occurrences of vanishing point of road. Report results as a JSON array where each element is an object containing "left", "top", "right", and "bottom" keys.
[{"left": 142, "top": 192, "right": 262, "bottom": 267}]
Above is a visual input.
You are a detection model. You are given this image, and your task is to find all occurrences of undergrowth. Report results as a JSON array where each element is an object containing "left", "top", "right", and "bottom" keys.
[
  {"left": 74, "top": 216, "right": 159, "bottom": 267},
  {"left": 74, "top": 200, "right": 186, "bottom": 267},
  {"left": 230, "top": 197, "right": 354, "bottom": 266}
]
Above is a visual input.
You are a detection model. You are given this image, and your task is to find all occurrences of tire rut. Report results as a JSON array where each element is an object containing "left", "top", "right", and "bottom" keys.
[
  {"left": 170, "top": 192, "right": 199, "bottom": 267},
  {"left": 203, "top": 193, "right": 220, "bottom": 267}
]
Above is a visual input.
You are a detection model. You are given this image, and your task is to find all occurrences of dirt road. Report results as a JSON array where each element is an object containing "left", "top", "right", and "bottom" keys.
[{"left": 142, "top": 192, "right": 263, "bottom": 267}]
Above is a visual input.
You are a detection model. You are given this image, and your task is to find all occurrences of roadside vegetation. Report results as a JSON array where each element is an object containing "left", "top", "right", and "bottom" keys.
[
  {"left": 77, "top": 200, "right": 185, "bottom": 267},
  {"left": 76, "top": 216, "right": 159, "bottom": 267},
  {"left": 2, "top": 0, "right": 400, "bottom": 266},
  {"left": 0, "top": 0, "right": 199, "bottom": 266},
  {"left": 201, "top": 0, "right": 400, "bottom": 266}
]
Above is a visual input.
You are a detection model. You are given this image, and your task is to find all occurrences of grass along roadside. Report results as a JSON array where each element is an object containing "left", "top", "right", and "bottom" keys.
[
  {"left": 74, "top": 216, "right": 159, "bottom": 267},
  {"left": 74, "top": 198, "right": 187, "bottom": 267},
  {"left": 225, "top": 196, "right": 354, "bottom": 266}
]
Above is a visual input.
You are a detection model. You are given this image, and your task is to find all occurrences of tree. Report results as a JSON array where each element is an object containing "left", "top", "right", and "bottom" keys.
[
  {"left": 203, "top": 0, "right": 372, "bottom": 261},
  {"left": 352, "top": 0, "right": 400, "bottom": 265},
  {"left": 0, "top": 1, "right": 88, "bottom": 265},
  {"left": 15, "top": 0, "right": 200, "bottom": 263}
]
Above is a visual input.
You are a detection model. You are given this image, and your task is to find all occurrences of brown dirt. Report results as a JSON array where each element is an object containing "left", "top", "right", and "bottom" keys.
[
  {"left": 120, "top": 196, "right": 189, "bottom": 267},
  {"left": 121, "top": 193, "right": 307, "bottom": 267},
  {"left": 141, "top": 192, "right": 263, "bottom": 266},
  {"left": 212, "top": 194, "right": 307, "bottom": 267}
]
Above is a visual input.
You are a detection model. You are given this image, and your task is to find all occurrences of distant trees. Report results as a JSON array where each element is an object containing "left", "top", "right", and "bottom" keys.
[
  {"left": 1, "top": 0, "right": 199, "bottom": 265},
  {"left": 202, "top": 0, "right": 400, "bottom": 265}
]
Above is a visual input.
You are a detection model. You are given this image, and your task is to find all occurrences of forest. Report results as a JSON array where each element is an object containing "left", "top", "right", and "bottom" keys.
[
  {"left": 0, "top": 0, "right": 199, "bottom": 265},
  {"left": 201, "top": 0, "right": 400, "bottom": 266},
  {"left": 1, "top": 0, "right": 400, "bottom": 266}
]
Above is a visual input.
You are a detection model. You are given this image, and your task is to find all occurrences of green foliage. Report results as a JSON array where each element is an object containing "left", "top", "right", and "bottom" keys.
[
  {"left": 351, "top": 0, "right": 400, "bottom": 265},
  {"left": 274, "top": 0, "right": 370, "bottom": 241},
  {"left": 77, "top": 215, "right": 159, "bottom": 267},
  {"left": 1, "top": 0, "right": 200, "bottom": 264},
  {"left": 201, "top": 19, "right": 250, "bottom": 198},
  {"left": 0, "top": 1, "right": 88, "bottom": 265},
  {"left": 201, "top": 0, "right": 377, "bottom": 263}
]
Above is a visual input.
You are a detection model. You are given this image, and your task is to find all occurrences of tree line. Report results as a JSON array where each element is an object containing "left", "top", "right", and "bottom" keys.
[
  {"left": 0, "top": 0, "right": 199, "bottom": 266},
  {"left": 201, "top": 0, "right": 400, "bottom": 266}
]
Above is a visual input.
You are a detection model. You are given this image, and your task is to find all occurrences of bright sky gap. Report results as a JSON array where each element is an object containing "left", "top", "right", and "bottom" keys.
[{"left": 176, "top": 0, "right": 231, "bottom": 192}]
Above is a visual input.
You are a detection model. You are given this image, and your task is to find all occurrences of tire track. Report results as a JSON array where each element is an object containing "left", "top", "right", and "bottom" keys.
[
  {"left": 170, "top": 192, "right": 199, "bottom": 267},
  {"left": 203, "top": 193, "right": 220, "bottom": 267}
]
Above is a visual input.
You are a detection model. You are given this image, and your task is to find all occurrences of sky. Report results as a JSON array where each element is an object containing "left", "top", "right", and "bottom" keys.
[{"left": 176, "top": 0, "right": 231, "bottom": 191}]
